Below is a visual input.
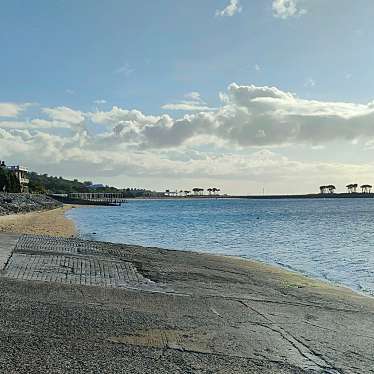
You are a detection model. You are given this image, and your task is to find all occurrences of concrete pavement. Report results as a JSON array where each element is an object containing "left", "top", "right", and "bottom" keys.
[
  {"left": 0, "top": 233, "right": 373, "bottom": 373},
  {"left": 0, "top": 233, "right": 20, "bottom": 270}
]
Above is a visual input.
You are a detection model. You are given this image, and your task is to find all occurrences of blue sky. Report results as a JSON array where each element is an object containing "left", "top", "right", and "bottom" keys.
[{"left": 1, "top": 0, "right": 374, "bottom": 194}]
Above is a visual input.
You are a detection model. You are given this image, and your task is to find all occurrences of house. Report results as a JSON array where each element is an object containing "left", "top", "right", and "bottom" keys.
[{"left": 0, "top": 160, "right": 29, "bottom": 192}]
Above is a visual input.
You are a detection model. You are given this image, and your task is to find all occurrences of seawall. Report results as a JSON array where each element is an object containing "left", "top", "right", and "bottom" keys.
[{"left": 0, "top": 193, "right": 62, "bottom": 216}]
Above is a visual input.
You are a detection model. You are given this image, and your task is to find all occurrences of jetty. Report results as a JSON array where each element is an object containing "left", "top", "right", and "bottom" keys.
[{"left": 51, "top": 192, "right": 128, "bottom": 206}]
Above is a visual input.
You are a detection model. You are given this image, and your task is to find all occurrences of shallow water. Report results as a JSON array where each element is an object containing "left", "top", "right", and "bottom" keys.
[{"left": 66, "top": 198, "right": 374, "bottom": 295}]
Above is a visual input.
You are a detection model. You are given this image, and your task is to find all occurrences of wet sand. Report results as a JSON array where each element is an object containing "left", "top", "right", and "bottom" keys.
[{"left": 0, "top": 205, "right": 77, "bottom": 237}]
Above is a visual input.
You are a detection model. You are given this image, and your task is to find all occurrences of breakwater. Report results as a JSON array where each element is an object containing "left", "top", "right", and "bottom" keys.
[{"left": 238, "top": 193, "right": 374, "bottom": 199}]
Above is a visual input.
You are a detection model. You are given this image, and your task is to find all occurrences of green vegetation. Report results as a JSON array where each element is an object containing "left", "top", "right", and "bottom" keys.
[
  {"left": 0, "top": 167, "right": 21, "bottom": 193},
  {"left": 28, "top": 172, "right": 119, "bottom": 194}
]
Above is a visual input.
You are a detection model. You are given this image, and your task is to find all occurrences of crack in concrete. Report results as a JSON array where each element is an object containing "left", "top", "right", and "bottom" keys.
[{"left": 238, "top": 300, "right": 343, "bottom": 373}]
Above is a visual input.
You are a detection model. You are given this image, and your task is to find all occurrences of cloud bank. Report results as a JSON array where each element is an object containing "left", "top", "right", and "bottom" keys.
[
  {"left": 88, "top": 83, "right": 374, "bottom": 149},
  {"left": 2, "top": 83, "right": 374, "bottom": 192}
]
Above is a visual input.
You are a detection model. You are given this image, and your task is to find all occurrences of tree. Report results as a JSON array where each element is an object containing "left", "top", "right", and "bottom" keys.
[
  {"left": 346, "top": 184, "right": 358, "bottom": 193},
  {"left": 0, "top": 167, "right": 21, "bottom": 193},
  {"left": 213, "top": 188, "right": 221, "bottom": 195},
  {"left": 361, "top": 184, "right": 372, "bottom": 193}
]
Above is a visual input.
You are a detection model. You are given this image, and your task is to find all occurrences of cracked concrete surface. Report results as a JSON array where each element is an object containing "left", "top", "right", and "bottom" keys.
[
  {"left": 0, "top": 233, "right": 373, "bottom": 373},
  {"left": 0, "top": 233, "right": 20, "bottom": 270}
]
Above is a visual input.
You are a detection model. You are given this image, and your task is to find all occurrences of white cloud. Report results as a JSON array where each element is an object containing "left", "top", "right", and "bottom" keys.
[
  {"left": 94, "top": 83, "right": 374, "bottom": 149},
  {"left": 42, "top": 106, "right": 85, "bottom": 125},
  {"left": 304, "top": 78, "right": 316, "bottom": 88},
  {"left": 94, "top": 99, "right": 107, "bottom": 105},
  {"left": 216, "top": 0, "right": 242, "bottom": 17},
  {"left": 161, "top": 91, "right": 215, "bottom": 112},
  {"left": 161, "top": 103, "right": 216, "bottom": 112},
  {"left": 2, "top": 123, "right": 374, "bottom": 194},
  {"left": 114, "top": 64, "right": 134, "bottom": 76},
  {"left": 4, "top": 83, "right": 374, "bottom": 193},
  {"left": 185, "top": 92, "right": 203, "bottom": 101},
  {"left": 272, "top": 0, "right": 306, "bottom": 19},
  {"left": 90, "top": 106, "right": 161, "bottom": 126},
  {"left": 0, "top": 102, "right": 30, "bottom": 118}
]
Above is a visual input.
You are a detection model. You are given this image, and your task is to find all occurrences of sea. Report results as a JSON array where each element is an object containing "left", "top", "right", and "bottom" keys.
[{"left": 65, "top": 198, "right": 374, "bottom": 296}]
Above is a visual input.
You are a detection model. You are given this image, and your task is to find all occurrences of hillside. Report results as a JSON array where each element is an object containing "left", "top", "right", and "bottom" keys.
[{"left": 28, "top": 173, "right": 119, "bottom": 194}]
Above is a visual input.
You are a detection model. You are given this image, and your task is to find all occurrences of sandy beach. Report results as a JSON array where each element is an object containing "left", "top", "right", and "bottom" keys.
[{"left": 0, "top": 205, "right": 77, "bottom": 237}]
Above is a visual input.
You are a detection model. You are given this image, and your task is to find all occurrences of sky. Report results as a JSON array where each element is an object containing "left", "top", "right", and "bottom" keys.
[{"left": 1, "top": 0, "right": 374, "bottom": 195}]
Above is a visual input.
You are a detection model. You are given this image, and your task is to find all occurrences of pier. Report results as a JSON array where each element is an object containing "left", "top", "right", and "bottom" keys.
[{"left": 51, "top": 192, "right": 128, "bottom": 206}]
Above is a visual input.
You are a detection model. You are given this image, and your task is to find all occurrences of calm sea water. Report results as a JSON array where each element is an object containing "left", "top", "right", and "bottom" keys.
[{"left": 66, "top": 198, "right": 374, "bottom": 295}]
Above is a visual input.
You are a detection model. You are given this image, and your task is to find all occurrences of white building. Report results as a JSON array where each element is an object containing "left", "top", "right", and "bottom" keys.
[{"left": 8, "top": 165, "right": 29, "bottom": 192}]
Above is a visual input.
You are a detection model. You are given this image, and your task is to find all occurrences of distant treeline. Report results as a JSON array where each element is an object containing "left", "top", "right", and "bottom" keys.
[
  {"left": 0, "top": 167, "right": 21, "bottom": 193},
  {"left": 28, "top": 172, "right": 157, "bottom": 197},
  {"left": 28, "top": 173, "right": 118, "bottom": 194}
]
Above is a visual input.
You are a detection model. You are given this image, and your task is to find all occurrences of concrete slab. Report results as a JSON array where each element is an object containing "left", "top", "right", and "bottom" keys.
[
  {"left": 4, "top": 234, "right": 159, "bottom": 290},
  {"left": 0, "top": 233, "right": 374, "bottom": 373},
  {"left": 0, "top": 233, "right": 19, "bottom": 270}
]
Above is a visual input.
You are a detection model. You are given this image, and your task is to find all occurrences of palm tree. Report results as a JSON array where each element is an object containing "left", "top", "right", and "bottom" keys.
[
  {"left": 361, "top": 184, "right": 372, "bottom": 193},
  {"left": 207, "top": 188, "right": 212, "bottom": 195},
  {"left": 165, "top": 189, "right": 170, "bottom": 197},
  {"left": 184, "top": 190, "right": 190, "bottom": 197},
  {"left": 327, "top": 185, "right": 336, "bottom": 194},
  {"left": 192, "top": 188, "right": 199, "bottom": 195},
  {"left": 346, "top": 184, "right": 358, "bottom": 193}
]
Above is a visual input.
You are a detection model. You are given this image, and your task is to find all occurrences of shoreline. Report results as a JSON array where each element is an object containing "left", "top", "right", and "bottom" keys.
[
  {"left": 1, "top": 207, "right": 374, "bottom": 371},
  {"left": 0, "top": 204, "right": 371, "bottom": 301},
  {"left": 0, "top": 204, "right": 77, "bottom": 237}
]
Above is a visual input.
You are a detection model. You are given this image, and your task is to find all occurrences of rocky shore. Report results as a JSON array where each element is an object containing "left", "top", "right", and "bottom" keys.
[{"left": 0, "top": 193, "right": 61, "bottom": 215}]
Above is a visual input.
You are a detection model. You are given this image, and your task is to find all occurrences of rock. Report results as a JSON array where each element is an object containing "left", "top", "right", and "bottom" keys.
[{"left": 0, "top": 193, "right": 62, "bottom": 216}]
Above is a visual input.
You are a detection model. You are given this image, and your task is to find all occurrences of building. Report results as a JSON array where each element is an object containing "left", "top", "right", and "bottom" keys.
[
  {"left": 0, "top": 160, "right": 29, "bottom": 192},
  {"left": 8, "top": 165, "right": 29, "bottom": 192},
  {"left": 87, "top": 184, "right": 106, "bottom": 190}
]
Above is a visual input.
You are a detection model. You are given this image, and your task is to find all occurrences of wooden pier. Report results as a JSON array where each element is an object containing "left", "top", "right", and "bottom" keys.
[{"left": 51, "top": 192, "right": 128, "bottom": 206}]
